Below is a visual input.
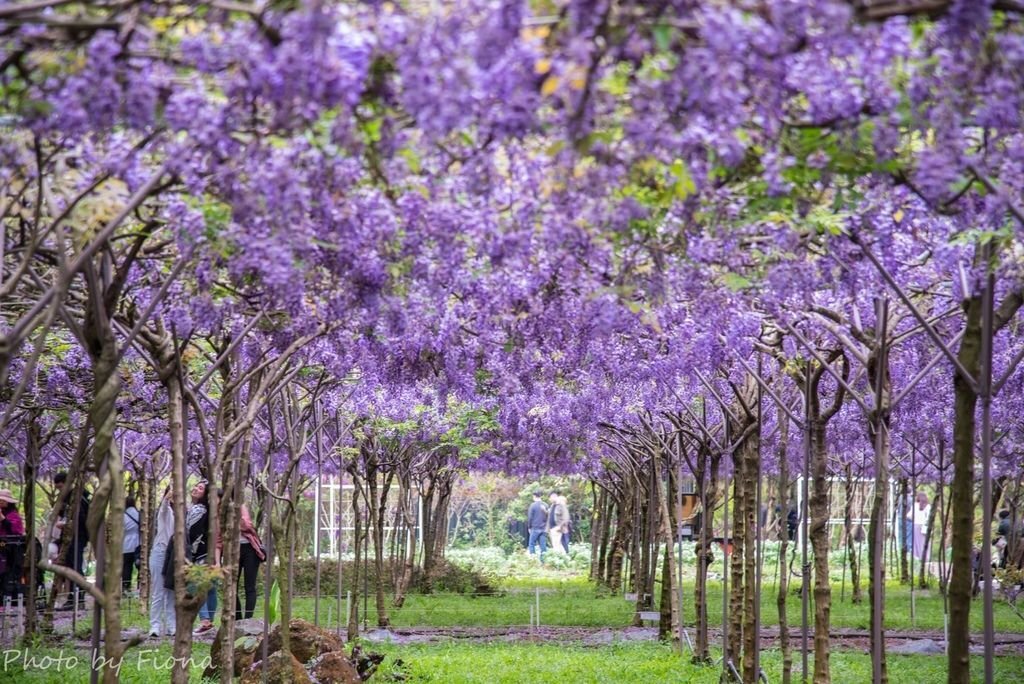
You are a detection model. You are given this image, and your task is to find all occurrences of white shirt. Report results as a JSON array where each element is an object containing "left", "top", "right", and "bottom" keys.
[
  {"left": 912, "top": 504, "right": 931, "bottom": 528},
  {"left": 123, "top": 506, "right": 141, "bottom": 552}
]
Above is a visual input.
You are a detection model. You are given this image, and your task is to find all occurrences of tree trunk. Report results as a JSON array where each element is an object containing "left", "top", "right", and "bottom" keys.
[
  {"left": 393, "top": 477, "right": 417, "bottom": 608},
  {"left": 589, "top": 484, "right": 604, "bottom": 582},
  {"left": 217, "top": 430, "right": 250, "bottom": 684},
  {"left": 607, "top": 495, "right": 631, "bottom": 594},
  {"left": 843, "top": 464, "right": 862, "bottom": 604},
  {"left": 809, "top": 417, "right": 832, "bottom": 684},
  {"left": 23, "top": 409, "right": 41, "bottom": 635},
  {"left": 728, "top": 444, "right": 745, "bottom": 669},
  {"left": 948, "top": 293, "right": 982, "bottom": 684},
  {"left": 919, "top": 492, "right": 939, "bottom": 589},
  {"left": 899, "top": 478, "right": 910, "bottom": 584},
  {"left": 597, "top": 488, "right": 612, "bottom": 583},
  {"left": 162, "top": 347, "right": 203, "bottom": 684},
  {"left": 653, "top": 449, "right": 679, "bottom": 644},
  {"left": 776, "top": 405, "right": 793, "bottom": 684},
  {"left": 138, "top": 476, "right": 152, "bottom": 612},
  {"left": 83, "top": 292, "right": 128, "bottom": 684},
  {"left": 367, "top": 463, "right": 393, "bottom": 627},
  {"left": 867, "top": 346, "right": 892, "bottom": 684},
  {"left": 741, "top": 405, "right": 759, "bottom": 684},
  {"left": 347, "top": 474, "right": 364, "bottom": 640},
  {"left": 694, "top": 449, "right": 719, "bottom": 664}
]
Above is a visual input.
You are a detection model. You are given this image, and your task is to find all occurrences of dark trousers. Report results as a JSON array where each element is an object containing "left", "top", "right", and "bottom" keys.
[
  {"left": 235, "top": 544, "right": 260, "bottom": 620},
  {"left": 122, "top": 550, "right": 138, "bottom": 591}
]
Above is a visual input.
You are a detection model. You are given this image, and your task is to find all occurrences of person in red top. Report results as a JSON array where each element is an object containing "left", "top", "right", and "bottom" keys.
[
  {"left": 0, "top": 490, "right": 24, "bottom": 536},
  {"left": 235, "top": 502, "right": 265, "bottom": 619},
  {"left": 215, "top": 499, "right": 265, "bottom": 620}
]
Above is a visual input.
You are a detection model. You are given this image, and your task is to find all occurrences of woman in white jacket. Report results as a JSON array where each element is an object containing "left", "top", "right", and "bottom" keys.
[{"left": 149, "top": 488, "right": 175, "bottom": 638}]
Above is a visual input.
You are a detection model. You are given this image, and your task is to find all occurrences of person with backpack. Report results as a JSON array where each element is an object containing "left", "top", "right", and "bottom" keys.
[{"left": 122, "top": 496, "right": 141, "bottom": 592}]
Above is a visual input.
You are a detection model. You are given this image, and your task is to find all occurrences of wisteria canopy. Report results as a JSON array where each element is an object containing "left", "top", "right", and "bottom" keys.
[{"left": 2, "top": 2, "right": 1024, "bottom": 684}]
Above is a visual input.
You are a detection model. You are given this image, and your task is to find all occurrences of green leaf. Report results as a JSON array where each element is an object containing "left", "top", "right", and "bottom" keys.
[
  {"left": 653, "top": 24, "right": 673, "bottom": 52},
  {"left": 670, "top": 160, "right": 696, "bottom": 199},
  {"left": 269, "top": 580, "right": 281, "bottom": 625},
  {"left": 721, "top": 272, "right": 751, "bottom": 291}
]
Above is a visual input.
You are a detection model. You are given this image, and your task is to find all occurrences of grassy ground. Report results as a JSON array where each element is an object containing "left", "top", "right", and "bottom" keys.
[
  {"left": 369, "top": 643, "right": 1024, "bottom": 684},
  {"left": 103, "top": 578, "right": 1024, "bottom": 634},
  {"left": 16, "top": 556, "right": 1023, "bottom": 682},
  {"left": 0, "top": 641, "right": 213, "bottom": 683},
  {"left": 146, "top": 577, "right": 1017, "bottom": 633},
  {"left": 2, "top": 641, "right": 1022, "bottom": 683}
]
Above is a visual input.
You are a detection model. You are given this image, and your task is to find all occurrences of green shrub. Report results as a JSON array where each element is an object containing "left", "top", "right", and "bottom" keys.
[
  {"left": 277, "top": 556, "right": 493, "bottom": 596},
  {"left": 446, "top": 544, "right": 592, "bottom": 581}
]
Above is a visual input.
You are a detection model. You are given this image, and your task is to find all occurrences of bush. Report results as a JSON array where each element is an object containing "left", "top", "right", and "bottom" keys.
[
  {"left": 272, "top": 556, "right": 494, "bottom": 596},
  {"left": 446, "top": 544, "right": 592, "bottom": 581},
  {"left": 414, "top": 559, "right": 497, "bottom": 594}
]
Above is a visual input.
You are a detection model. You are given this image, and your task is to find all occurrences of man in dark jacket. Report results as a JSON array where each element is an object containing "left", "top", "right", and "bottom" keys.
[
  {"left": 527, "top": 492, "right": 548, "bottom": 560},
  {"left": 53, "top": 471, "right": 90, "bottom": 610}
]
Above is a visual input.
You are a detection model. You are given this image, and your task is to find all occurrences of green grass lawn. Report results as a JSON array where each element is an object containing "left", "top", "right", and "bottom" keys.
[
  {"left": 85, "top": 572, "right": 1024, "bottom": 636},
  {"left": 206, "top": 577, "right": 1023, "bottom": 633},
  {"left": 0, "top": 642, "right": 213, "bottom": 683},
  {"left": 369, "top": 643, "right": 1024, "bottom": 684},
  {"left": 3, "top": 641, "right": 1019, "bottom": 684},
  {"left": 22, "top": 567, "right": 1021, "bottom": 683}
]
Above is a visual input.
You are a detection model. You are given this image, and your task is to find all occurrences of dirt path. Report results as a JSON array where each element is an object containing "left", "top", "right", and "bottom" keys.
[{"left": 7, "top": 608, "right": 1024, "bottom": 658}]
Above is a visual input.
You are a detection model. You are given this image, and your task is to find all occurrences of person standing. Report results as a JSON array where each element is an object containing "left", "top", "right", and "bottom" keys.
[
  {"left": 122, "top": 496, "right": 141, "bottom": 592},
  {"left": 908, "top": 491, "right": 931, "bottom": 563},
  {"left": 235, "top": 501, "right": 264, "bottom": 620},
  {"left": 548, "top": 491, "right": 569, "bottom": 553},
  {"left": 526, "top": 492, "right": 548, "bottom": 560},
  {"left": 0, "top": 490, "right": 25, "bottom": 606},
  {"left": 558, "top": 494, "right": 571, "bottom": 553},
  {"left": 0, "top": 490, "right": 24, "bottom": 536},
  {"left": 53, "top": 471, "right": 90, "bottom": 610},
  {"left": 186, "top": 480, "right": 216, "bottom": 635},
  {"left": 149, "top": 488, "right": 175, "bottom": 638}
]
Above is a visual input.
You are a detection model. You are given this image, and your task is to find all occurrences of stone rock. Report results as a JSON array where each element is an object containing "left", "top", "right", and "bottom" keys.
[
  {"left": 582, "top": 630, "right": 616, "bottom": 646},
  {"left": 205, "top": 624, "right": 263, "bottom": 679},
  {"left": 362, "top": 629, "right": 398, "bottom": 643},
  {"left": 890, "top": 638, "right": 944, "bottom": 655},
  {"left": 236, "top": 618, "right": 267, "bottom": 635},
  {"left": 256, "top": 618, "right": 346, "bottom": 665},
  {"left": 620, "top": 627, "right": 657, "bottom": 642},
  {"left": 240, "top": 651, "right": 312, "bottom": 684},
  {"left": 310, "top": 651, "right": 362, "bottom": 684}
]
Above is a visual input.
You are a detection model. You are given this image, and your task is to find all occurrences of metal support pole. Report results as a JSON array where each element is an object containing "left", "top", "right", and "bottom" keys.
[{"left": 980, "top": 245, "right": 996, "bottom": 684}]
